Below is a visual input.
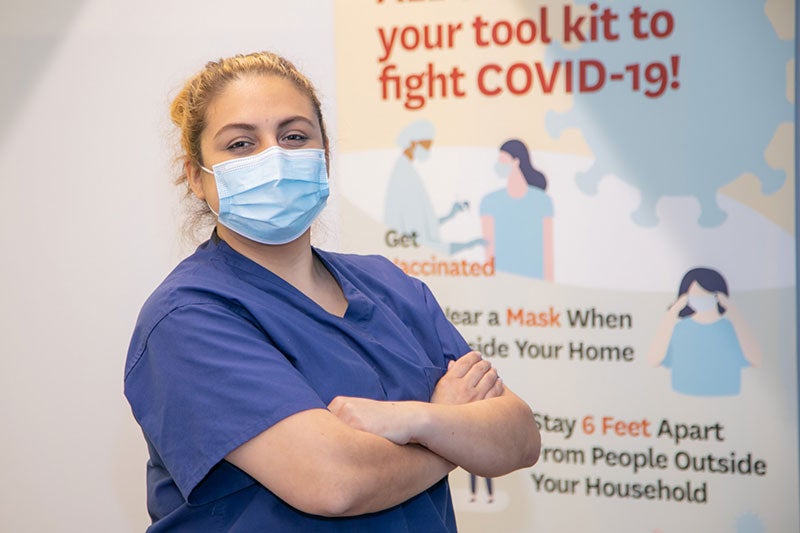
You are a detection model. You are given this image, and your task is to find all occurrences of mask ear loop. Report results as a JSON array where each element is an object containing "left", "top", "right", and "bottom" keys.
[{"left": 198, "top": 165, "right": 220, "bottom": 216}]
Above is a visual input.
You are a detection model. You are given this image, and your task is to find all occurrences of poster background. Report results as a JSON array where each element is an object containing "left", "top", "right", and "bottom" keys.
[
  {"left": 333, "top": 0, "right": 797, "bottom": 531},
  {"left": 0, "top": 1, "right": 796, "bottom": 532}
]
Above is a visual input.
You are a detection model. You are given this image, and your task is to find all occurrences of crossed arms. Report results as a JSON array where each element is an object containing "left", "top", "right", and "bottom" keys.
[{"left": 226, "top": 351, "right": 541, "bottom": 517}]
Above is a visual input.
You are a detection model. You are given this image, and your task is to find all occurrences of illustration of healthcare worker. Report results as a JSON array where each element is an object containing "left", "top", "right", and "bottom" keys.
[
  {"left": 480, "top": 139, "right": 554, "bottom": 279},
  {"left": 383, "top": 119, "right": 484, "bottom": 255},
  {"left": 648, "top": 267, "right": 762, "bottom": 396}
]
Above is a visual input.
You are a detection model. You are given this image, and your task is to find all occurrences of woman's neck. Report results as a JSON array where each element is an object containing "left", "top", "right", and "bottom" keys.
[
  {"left": 217, "top": 224, "right": 315, "bottom": 285},
  {"left": 507, "top": 170, "right": 528, "bottom": 198},
  {"left": 217, "top": 224, "right": 347, "bottom": 317}
]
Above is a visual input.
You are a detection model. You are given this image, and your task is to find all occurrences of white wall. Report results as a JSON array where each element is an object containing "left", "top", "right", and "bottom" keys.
[{"left": 0, "top": 2, "right": 336, "bottom": 530}]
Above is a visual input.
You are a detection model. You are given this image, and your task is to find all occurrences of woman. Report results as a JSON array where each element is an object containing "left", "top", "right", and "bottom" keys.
[
  {"left": 480, "top": 139, "right": 554, "bottom": 280},
  {"left": 124, "top": 51, "right": 540, "bottom": 531},
  {"left": 647, "top": 267, "right": 762, "bottom": 396}
]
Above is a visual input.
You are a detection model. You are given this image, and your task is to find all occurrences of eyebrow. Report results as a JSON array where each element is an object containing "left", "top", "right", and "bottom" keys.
[{"left": 212, "top": 115, "right": 316, "bottom": 141}]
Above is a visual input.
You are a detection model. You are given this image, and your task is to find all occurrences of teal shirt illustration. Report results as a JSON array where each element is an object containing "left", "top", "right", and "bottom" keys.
[
  {"left": 479, "top": 187, "right": 553, "bottom": 278},
  {"left": 661, "top": 318, "right": 750, "bottom": 396}
]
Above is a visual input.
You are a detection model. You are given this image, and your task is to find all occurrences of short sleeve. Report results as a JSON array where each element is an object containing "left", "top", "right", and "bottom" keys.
[
  {"left": 419, "top": 281, "right": 472, "bottom": 363},
  {"left": 720, "top": 319, "right": 750, "bottom": 368},
  {"left": 539, "top": 191, "right": 554, "bottom": 217},
  {"left": 528, "top": 188, "right": 553, "bottom": 218},
  {"left": 124, "top": 303, "right": 327, "bottom": 501},
  {"left": 479, "top": 191, "right": 497, "bottom": 217},
  {"left": 661, "top": 321, "right": 680, "bottom": 368}
]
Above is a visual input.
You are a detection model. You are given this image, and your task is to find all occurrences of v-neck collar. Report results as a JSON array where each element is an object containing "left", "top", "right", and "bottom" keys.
[{"left": 207, "top": 232, "right": 373, "bottom": 322}]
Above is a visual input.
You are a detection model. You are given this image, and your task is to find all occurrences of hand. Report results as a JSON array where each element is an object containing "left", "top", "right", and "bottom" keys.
[
  {"left": 328, "top": 396, "right": 417, "bottom": 445},
  {"left": 450, "top": 238, "right": 488, "bottom": 254},
  {"left": 431, "top": 351, "right": 503, "bottom": 405},
  {"left": 667, "top": 294, "right": 689, "bottom": 317},
  {"left": 715, "top": 292, "right": 728, "bottom": 309},
  {"left": 449, "top": 201, "right": 468, "bottom": 217}
]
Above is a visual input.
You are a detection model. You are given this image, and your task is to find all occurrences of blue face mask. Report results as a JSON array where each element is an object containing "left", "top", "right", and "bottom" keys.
[
  {"left": 201, "top": 146, "right": 329, "bottom": 245},
  {"left": 688, "top": 294, "right": 718, "bottom": 313},
  {"left": 494, "top": 161, "right": 512, "bottom": 178}
]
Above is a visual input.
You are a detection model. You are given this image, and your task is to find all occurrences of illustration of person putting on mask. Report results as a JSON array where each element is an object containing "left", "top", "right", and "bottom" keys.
[
  {"left": 383, "top": 119, "right": 485, "bottom": 255},
  {"left": 647, "top": 267, "right": 763, "bottom": 396}
]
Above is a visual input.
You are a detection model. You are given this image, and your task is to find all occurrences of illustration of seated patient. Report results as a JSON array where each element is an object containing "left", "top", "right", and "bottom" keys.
[
  {"left": 480, "top": 139, "right": 554, "bottom": 279},
  {"left": 383, "top": 119, "right": 484, "bottom": 255},
  {"left": 647, "top": 267, "right": 762, "bottom": 396}
]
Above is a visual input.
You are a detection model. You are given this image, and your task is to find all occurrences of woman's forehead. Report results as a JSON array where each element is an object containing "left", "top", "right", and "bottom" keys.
[{"left": 205, "top": 75, "right": 316, "bottom": 128}]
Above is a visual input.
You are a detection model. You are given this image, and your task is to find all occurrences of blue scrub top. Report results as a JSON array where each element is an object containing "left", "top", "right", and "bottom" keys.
[{"left": 124, "top": 232, "right": 469, "bottom": 532}]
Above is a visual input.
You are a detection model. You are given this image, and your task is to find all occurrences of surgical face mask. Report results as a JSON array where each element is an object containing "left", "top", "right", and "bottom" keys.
[
  {"left": 201, "top": 146, "right": 329, "bottom": 245},
  {"left": 688, "top": 294, "right": 718, "bottom": 313},
  {"left": 494, "top": 161, "right": 512, "bottom": 178},
  {"left": 414, "top": 143, "right": 431, "bottom": 162}
]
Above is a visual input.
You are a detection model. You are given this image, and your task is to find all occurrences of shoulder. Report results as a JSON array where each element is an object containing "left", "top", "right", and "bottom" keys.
[
  {"left": 321, "top": 250, "right": 419, "bottom": 287},
  {"left": 526, "top": 187, "right": 553, "bottom": 208},
  {"left": 141, "top": 246, "right": 240, "bottom": 319},
  {"left": 480, "top": 189, "right": 506, "bottom": 212},
  {"left": 125, "top": 244, "right": 252, "bottom": 374}
]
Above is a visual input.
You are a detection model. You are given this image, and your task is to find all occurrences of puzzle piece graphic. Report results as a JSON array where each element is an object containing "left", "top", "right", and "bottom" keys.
[{"left": 546, "top": 0, "right": 792, "bottom": 226}]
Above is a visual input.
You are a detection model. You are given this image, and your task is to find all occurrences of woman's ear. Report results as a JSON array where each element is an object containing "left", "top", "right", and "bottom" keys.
[{"left": 185, "top": 159, "right": 206, "bottom": 201}]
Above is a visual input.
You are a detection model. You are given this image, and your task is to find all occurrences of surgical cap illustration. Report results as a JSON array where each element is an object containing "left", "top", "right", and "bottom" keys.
[
  {"left": 545, "top": 0, "right": 791, "bottom": 227},
  {"left": 383, "top": 119, "right": 485, "bottom": 255},
  {"left": 647, "top": 267, "right": 763, "bottom": 397},
  {"left": 479, "top": 139, "right": 554, "bottom": 280}
]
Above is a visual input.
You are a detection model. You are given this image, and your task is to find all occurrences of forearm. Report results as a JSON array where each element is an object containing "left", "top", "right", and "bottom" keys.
[
  {"left": 480, "top": 216, "right": 495, "bottom": 261},
  {"left": 543, "top": 217, "right": 554, "bottom": 281},
  {"left": 647, "top": 316, "right": 678, "bottom": 366},
  {"left": 325, "top": 429, "right": 455, "bottom": 516},
  {"left": 332, "top": 355, "right": 540, "bottom": 477},
  {"left": 725, "top": 307, "right": 763, "bottom": 366},
  {"left": 411, "top": 390, "right": 540, "bottom": 477},
  {"left": 226, "top": 408, "right": 453, "bottom": 517}
]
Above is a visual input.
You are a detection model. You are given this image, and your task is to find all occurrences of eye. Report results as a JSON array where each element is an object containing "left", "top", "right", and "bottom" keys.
[
  {"left": 226, "top": 139, "right": 254, "bottom": 151},
  {"left": 281, "top": 132, "right": 310, "bottom": 147}
]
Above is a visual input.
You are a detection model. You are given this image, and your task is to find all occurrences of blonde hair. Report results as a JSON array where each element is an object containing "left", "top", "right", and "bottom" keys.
[{"left": 169, "top": 51, "right": 330, "bottom": 238}]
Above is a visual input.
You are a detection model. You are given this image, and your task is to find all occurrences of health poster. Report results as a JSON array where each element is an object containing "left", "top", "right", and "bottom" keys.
[{"left": 332, "top": 1, "right": 797, "bottom": 531}]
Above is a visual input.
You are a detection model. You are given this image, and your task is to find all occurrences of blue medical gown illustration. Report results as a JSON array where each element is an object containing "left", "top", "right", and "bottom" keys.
[{"left": 384, "top": 119, "right": 483, "bottom": 255}]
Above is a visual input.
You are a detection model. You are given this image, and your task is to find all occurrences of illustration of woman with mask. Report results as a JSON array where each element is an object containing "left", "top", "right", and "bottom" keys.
[
  {"left": 647, "top": 267, "right": 762, "bottom": 396},
  {"left": 479, "top": 139, "right": 554, "bottom": 279},
  {"left": 123, "top": 51, "right": 540, "bottom": 532}
]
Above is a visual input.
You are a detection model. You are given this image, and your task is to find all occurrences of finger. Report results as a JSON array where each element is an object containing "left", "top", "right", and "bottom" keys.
[
  {"left": 447, "top": 351, "right": 483, "bottom": 378},
  {"left": 473, "top": 366, "right": 500, "bottom": 398},
  {"left": 327, "top": 396, "right": 344, "bottom": 413},
  {"left": 486, "top": 377, "right": 505, "bottom": 399},
  {"left": 464, "top": 359, "right": 492, "bottom": 387}
]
